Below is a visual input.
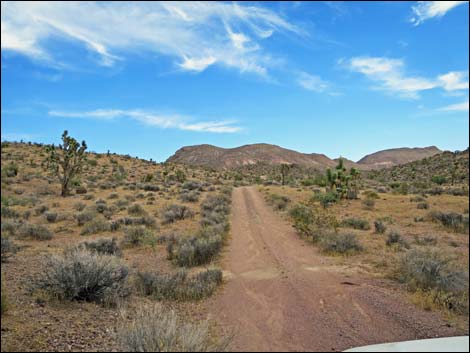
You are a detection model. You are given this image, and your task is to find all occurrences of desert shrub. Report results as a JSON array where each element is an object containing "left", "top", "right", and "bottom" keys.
[
  {"left": 1, "top": 282, "right": 6, "bottom": 315},
  {"left": 35, "top": 249, "right": 129, "bottom": 305},
  {"left": 417, "top": 202, "right": 429, "bottom": 210},
  {"left": 413, "top": 235, "right": 438, "bottom": 246},
  {"left": 75, "top": 186, "right": 87, "bottom": 194},
  {"left": 182, "top": 181, "right": 202, "bottom": 191},
  {"left": 395, "top": 248, "right": 468, "bottom": 313},
  {"left": 18, "top": 223, "right": 53, "bottom": 240},
  {"left": 128, "top": 204, "right": 147, "bottom": 216},
  {"left": 79, "top": 237, "right": 122, "bottom": 256},
  {"left": 386, "top": 231, "right": 409, "bottom": 249},
  {"left": 118, "top": 304, "right": 230, "bottom": 352},
  {"left": 431, "top": 175, "right": 447, "bottom": 185},
  {"left": 108, "top": 192, "right": 119, "bottom": 199},
  {"left": 313, "top": 191, "right": 339, "bottom": 208},
  {"left": 180, "top": 190, "right": 200, "bottom": 203},
  {"left": 340, "top": 217, "right": 370, "bottom": 230},
  {"left": 73, "top": 202, "right": 86, "bottom": 211},
  {"left": 429, "top": 211, "right": 469, "bottom": 233},
  {"left": 363, "top": 190, "right": 379, "bottom": 199},
  {"left": 142, "top": 184, "right": 160, "bottom": 192},
  {"left": 318, "top": 232, "right": 363, "bottom": 255},
  {"left": 122, "top": 226, "right": 153, "bottom": 247},
  {"left": 1, "top": 237, "right": 18, "bottom": 262},
  {"left": 137, "top": 269, "right": 222, "bottom": 301},
  {"left": 170, "top": 235, "right": 224, "bottom": 267},
  {"left": 162, "top": 204, "right": 194, "bottom": 224},
  {"left": 95, "top": 199, "right": 109, "bottom": 213},
  {"left": 4, "top": 162, "right": 18, "bottom": 177},
  {"left": 83, "top": 194, "right": 94, "bottom": 200},
  {"left": 374, "top": 220, "right": 387, "bottom": 234},
  {"left": 410, "top": 196, "right": 426, "bottom": 202},
  {"left": 80, "top": 218, "right": 111, "bottom": 236},
  {"left": 45, "top": 212, "right": 58, "bottom": 223},
  {"left": 1, "top": 206, "right": 20, "bottom": 218},
  {"left": 267, "top": 194, "right": 290, "bottom": 211},
  {"left": 362, "top": 198, "right": 375, "bottom": 210},
  {"left": 76, "top": 209, "right": 97, "bottom": 226},
  {"left": 289, "top": 204, "right": 337, "bottom": 241}
]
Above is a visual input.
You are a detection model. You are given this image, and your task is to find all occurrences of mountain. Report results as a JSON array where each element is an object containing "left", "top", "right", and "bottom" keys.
[
  {"left": 166, "top": 143, "right": 337, "bottom": 170},
  {"left": 167, "top": 143, "right": 442, "bottom": 170},
  {"left": 357, "top": 146, "right": 441, "bottom": 168}
]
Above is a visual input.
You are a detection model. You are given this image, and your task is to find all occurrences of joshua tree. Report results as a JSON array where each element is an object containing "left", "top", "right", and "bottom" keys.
[
  {"left": 280, "top": 163, "right": 291, "bottom": 185},
  {"left": 45, "top": 130, "right": 87, "bottom": 197}
]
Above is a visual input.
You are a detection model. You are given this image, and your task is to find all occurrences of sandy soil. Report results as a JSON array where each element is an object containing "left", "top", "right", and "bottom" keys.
[{"left": 207, "top": 186, "right": 464, "bottom": 352}]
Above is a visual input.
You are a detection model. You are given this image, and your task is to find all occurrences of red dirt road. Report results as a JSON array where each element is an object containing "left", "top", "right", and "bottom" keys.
[{"left": 208, "top": 186, "right": 463, "bottom": 352}]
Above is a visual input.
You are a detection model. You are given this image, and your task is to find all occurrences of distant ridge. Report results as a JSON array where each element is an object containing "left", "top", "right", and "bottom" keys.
[
  {"left": 357, "top": 146, "right": 441, "bottom": 168},
  {"left": 166, "top": 143, "right": 442, "bottom": 170}
]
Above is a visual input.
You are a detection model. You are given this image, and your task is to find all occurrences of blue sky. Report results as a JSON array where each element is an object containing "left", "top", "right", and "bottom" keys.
[{"left": 1, "top": 1, "right": 469, "bottom": 162}]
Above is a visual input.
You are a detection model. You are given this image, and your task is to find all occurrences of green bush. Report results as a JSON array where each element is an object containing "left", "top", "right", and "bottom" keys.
[
  {"left": 122, "top": 226, "right": 153, "bottom": 248},
  {"left": 312, "top": 191, "right": 339, "bottom": 208}
]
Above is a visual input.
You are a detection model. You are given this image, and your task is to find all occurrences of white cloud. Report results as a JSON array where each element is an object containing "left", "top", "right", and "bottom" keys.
[
  {"left": 345, "top": 56, "right": 468, "bottom": 99},
  {"left": 438, "top": 100, "right": 469, "bottom": 112},
  {"left": 410, "top": 1, "right": 467, "bottom": 26},
  {"left": 437, "top": 71, "right": 469, "bottom": 91},
  {"left": 296, "top": 71, "right": 330, "bottom": 93},
  {"left": 48, "top": 109, "right": 242, "bottom": 133},
  {"left": 1, "top": 1, "right": 301, "bottom": 76}
]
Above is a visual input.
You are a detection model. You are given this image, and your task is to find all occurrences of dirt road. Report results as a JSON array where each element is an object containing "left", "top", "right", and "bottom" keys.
[{"left": 208, "top": 186, "right": 462, "bottom": 351}]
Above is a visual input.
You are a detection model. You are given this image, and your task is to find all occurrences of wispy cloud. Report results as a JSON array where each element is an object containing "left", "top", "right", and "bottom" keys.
[
  {"left": 410, "top": 1, "right": 467, "bottom": 26},
  {"left": 1, "top": 132, "right": 37, "bottom": 141},
  {"left": 344, "top": 56, "right": 468, "bottom": 99},
  {"left": 48, "top": 109, "right": 242, "bottom": 133},
  {"left": 438, "top": 100, "right": 469, "bottom": 112},
  {"left": 1, "top": 2, "right": 301, "bottom": 77},
  {"left": 296, "top": 71, "right": 331, "bottom": 93}
]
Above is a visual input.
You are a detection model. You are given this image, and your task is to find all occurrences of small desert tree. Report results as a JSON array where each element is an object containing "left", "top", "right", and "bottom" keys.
[{"left": 45, "top": 130, "right": 87, "bottom": 197}]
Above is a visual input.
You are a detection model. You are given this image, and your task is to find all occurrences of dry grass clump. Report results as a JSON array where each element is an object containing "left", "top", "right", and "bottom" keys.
[{"left": 118, "top": 304, "right": 230, "bottom": 352}]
